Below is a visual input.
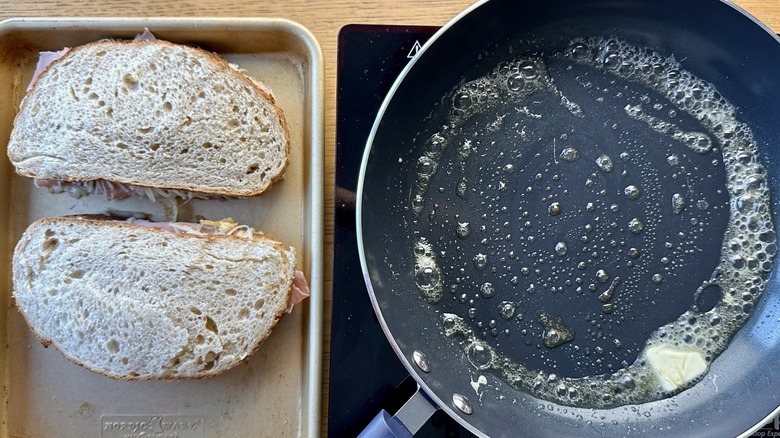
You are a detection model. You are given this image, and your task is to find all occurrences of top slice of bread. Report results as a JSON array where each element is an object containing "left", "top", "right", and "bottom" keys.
[
  {"left": 12, "top": 216, "right": 296, "bottom": 380},
  {"left": 7, "top": 39, "right": 290, "bottom": 197}
]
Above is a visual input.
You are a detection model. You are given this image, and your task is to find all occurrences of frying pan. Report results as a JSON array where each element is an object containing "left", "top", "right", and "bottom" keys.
[{"left": 357, "top": 0, "right": 780, "bottom": 436}]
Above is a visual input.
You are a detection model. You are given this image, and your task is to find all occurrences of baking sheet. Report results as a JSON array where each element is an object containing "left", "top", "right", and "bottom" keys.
[{"left": 0, "top": 17, "right": 324, "bottom": 438}]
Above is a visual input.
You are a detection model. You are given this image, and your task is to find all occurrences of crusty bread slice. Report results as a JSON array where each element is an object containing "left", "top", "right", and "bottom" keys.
[
  {"left": 12, "top": 216, "right": 296, "bottom": 380},
  {"left": 7, "top": 39, "right": 290, "bottom": 197}
]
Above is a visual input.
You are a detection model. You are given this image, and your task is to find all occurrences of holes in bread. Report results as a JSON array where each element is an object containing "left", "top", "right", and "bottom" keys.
[
  {"left": 205, "top": 316, "right": 218, "bottom": 334},
  {"left": 138, "top": 126, "right": 153, "bottom": 134},
  {"left": 162, "top": 101, "right": 172, "bottom": 112},
  {"left": 204, "top": 351, "right": 219, "bottom": 371},
  {"left": 202, "top": 141, "right": 212, "bottom": 149},
  {"left": 69, "top": 269, "right": 85, "bottom": 279},
  {"left": 150, "top": 143, "right": 161, "bottom": 152},
  {"left": 224, "top": 288, "right": 237, "bottom": 296},
  {"left": 195, "top": 335, "right": 205, "bottom": 344},
  {"left": 190, "top": 306, "right": 202, "bottom": 315},
  {"left": 88, "top": 92, "right": 98, "bottom": 100},
  {"left": 180, "top": 148, "right": 189, "bottom": 154},
  {"left": 246, "top": 163, "right": 260, "bottom": 174},
  {"left": 106, "top": 339, "right": 120, "bottom": 354},
  {"left": 228, "top": 118, "right": 240, "bottom": 128},
  {"left": 238, "top": 308, "right": 249, "bottom": 319},
  {"left": 68, "top": 85, "right": 81, "bottom": 102},
  {"left": 42, "top": 237, "right": 58, "bottom": 255},
  {"left": 116, "top": 142, "right": 128, "bottom": 150},
  {"left": 122, "top": 73, "right": 140, "bottom": 91},
  {"left": 253, "top": 298, "right": 265, "bottom": 310},
  {"left": 85, "top": 76, "right": 93, "bottom": 85},
  {"left": 96, "top": 50, "right": 107, "bottom": 57}
]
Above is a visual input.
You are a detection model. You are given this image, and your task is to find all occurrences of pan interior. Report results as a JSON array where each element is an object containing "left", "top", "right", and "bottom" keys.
[{"left": 385, "top": 36, "right": 774, "bottom": 409}]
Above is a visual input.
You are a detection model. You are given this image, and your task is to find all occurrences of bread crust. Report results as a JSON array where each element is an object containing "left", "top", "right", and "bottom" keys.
[
  {"left": 12, "top": 216, "right": 296, "bottom": 380},
  {"left": 10, "top": 39, "right": 291, "bottom": 198}
]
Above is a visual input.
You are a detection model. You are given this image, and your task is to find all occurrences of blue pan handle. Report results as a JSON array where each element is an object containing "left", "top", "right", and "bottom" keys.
[
  {"left": 358, "top": 410, "right": 413, "bottom": 438},
  {"left": 358, "top": 386, "right": 439, "bottom": 437}
]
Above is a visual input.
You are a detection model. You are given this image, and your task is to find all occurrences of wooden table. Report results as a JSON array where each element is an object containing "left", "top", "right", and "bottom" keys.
[{"left": 0, "top": 1, "right": 776, "bottom": 436}]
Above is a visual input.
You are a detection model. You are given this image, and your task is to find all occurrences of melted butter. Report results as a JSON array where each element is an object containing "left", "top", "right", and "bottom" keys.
[{"left": 410, "top": 37, "right": 775, "bottom": 408}]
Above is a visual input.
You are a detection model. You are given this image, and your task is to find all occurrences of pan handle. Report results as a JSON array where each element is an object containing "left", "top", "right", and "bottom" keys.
[
  {"left": 358, "top": 410, "right": 413, "bottom": 438},
  {"left": 358, "top": 386, "right": 439, "bottom": 437}
]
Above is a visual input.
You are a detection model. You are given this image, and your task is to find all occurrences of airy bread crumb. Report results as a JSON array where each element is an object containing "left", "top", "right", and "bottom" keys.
[
  {"left": 12, "top": 216, "right": 296, "bottom": 380},
  {"left": 8, "top": 39, "right": 290, "bottom": 197}
]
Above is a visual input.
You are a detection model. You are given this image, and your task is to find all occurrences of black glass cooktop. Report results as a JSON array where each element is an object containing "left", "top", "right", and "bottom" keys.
[{"left": 330, "top": 24, "right": 476, "bottom": 438}]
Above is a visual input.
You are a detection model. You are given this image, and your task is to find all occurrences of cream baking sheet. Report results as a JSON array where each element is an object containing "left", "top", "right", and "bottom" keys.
[{"left": 0, "top": 17, "right": 324, "bottom": 438}]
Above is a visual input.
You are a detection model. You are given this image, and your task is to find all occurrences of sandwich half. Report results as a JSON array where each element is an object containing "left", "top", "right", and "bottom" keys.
[
  {"left": 7, "top": 38, "right": 290, "bottom": 200},
  {"left": 12, "top": 216, "right": 308, "bottom": 380}
]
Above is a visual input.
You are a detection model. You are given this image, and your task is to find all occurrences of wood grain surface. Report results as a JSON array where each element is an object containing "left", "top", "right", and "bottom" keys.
[{"left": 0, "top": 1, "right": 776, "bottom": 436}]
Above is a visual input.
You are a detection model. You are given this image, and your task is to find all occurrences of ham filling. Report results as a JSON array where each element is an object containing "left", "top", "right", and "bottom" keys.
[
  {"left": 28, "top": 48, "right": 69, "bottom": 91},
  {"left": 34, "top": 178, "right": 214, "bottom": 202}
]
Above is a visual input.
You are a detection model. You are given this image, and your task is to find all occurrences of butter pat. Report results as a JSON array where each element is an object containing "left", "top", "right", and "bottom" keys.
[{"left": 645, "top": 344, "right": 708, "bottom": 392}]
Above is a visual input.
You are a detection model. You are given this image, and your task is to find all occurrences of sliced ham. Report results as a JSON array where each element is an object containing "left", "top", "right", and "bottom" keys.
[
  {"left": 287, "top": 270, "right": 311, "bottom": 314},
  {"left": 29, "top": 48, "right": 69, "bottom": 91}
]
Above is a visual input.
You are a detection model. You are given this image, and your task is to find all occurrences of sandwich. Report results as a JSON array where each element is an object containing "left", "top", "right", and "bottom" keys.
[
  {"left": 12, "top": 216, "right": 309, "bottom": 380},
  {"left": 7, "top": 34, "right": 290, "bottom": 201}
]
